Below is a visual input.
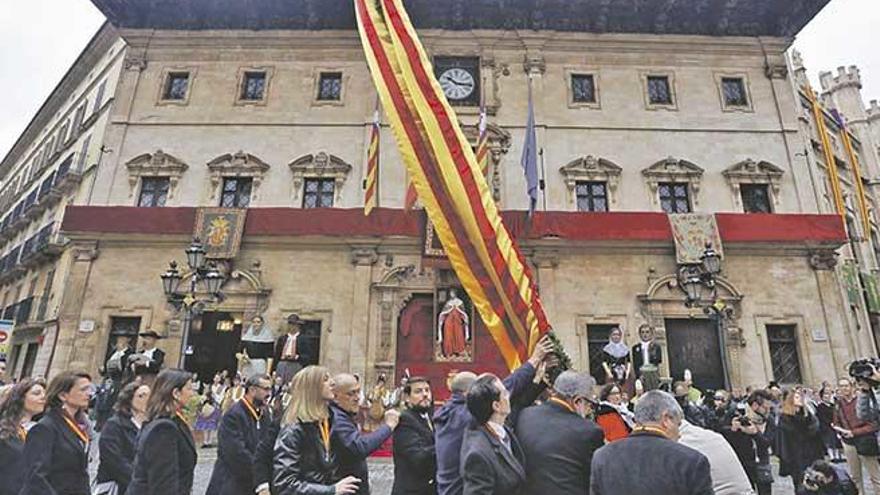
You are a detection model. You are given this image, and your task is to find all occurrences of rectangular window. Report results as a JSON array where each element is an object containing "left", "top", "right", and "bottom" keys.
[
  {"left": 571, "top": 74, "right": 596, "bottom": 103},
  {"left": 766, "top": 324, "right": 802, "bottom": 384},
  {"left": 740, "top": 184, "right": 772, "bottom": 214},
  {"left": 722, "top": 77, "right": 749, "bottom": 107},
  {"left": 93, "top": 79, "right": 107, "bottom": 113},
  {"left": 105, "top": 316, "right": 142, "bottom": 363},
  {"left": 57, "top": 121, "right": 70, "bottom": 148},
  {"left": 163, "top": 72, "right": 190, "bottom": 101},
  {"left": 20, "top": 343, "right": 39, "bottom": 379},
  {"left": 303, "top": 178, "right": 335, "bottom": 208},
  {"left": 76, "top": 135, "right": 91, "bottom": 171},
  {"left": 658, "top": 182, "right": 691, "bottom": 213},
  {"left": 586, "top": 324, "right": 615, "bottom": 384},
  {"left": 240, "top": 71, "right": 267, "bottom": 101},
  {"left": 575, "top": 181, "right": 608, "bottom": 212},
  {"left": 71, "top": 102, "right": 88, "bottom": 135},
  {"left": 220, "top": 177, "right": 253, "bottom": 208},
  {"left": 647, "top": 76, "right": 673, "bottom": 105},
  {"left": 317, "top": 72, "right": 343, "bottom": 101},
  {"left": 138, "top": 177, "right": 170, "bottom": 207}
]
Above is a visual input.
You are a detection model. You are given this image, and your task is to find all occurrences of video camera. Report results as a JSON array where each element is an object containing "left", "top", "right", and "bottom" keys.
[
  {"left": 803, "top": 468, "right": 828, "bottom": 491},
  {"left": 733, "top": 402, "right": 751, "bottom": 428},
  {"left": 848, "top": 358, "right": 880, "bottom": 386}
]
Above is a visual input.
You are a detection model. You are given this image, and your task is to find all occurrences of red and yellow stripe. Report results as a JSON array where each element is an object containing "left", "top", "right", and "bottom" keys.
[
  {"left": 355, "top": 0, "right": 551, "bottom": 369},
  {"left": 364, "top": 110, "right": 380, "bottom": 216},
  {"left": 475, "top": 108, "right": 490, "bottom": 177}
]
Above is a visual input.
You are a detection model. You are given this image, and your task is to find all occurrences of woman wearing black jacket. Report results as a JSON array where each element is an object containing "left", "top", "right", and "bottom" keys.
[
  {"left": 96, "top": 381, "right": 151, "bottom": 495},
  {"left": 0, "top": 378, "right": 46, "bottom": 495},
  {"left": 274, "top": 365, "right": 360, "bottom": 495},
  {"left": 128, "top": 369, "right": 197, "bottom": 495},
  {"left": 778, "top": 388, "right": 825, "bottom": 493},
  {"left": 19, "top": 371, "right": 94, "bottom": 495}
]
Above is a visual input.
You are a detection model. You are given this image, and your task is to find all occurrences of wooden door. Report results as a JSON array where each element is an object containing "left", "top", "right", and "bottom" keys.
[{"left": 664, "top": 318, "right": 725, "bottom": 392}]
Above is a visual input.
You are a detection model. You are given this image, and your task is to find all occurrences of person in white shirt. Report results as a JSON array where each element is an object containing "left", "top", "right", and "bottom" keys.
[
  {"left": 130, "top": 330, "right": 166, "bottom": 385},
  {"left": 679, "top": 419, "right": 755, "bottom": 495}
]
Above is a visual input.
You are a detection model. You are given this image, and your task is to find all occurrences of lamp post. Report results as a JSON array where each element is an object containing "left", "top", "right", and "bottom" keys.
[
  {"left": 160, "top": 238, "right": 225, "bottom": 368},
  {"left": 676, "top": 242, "right": 731, "bottom": 389}
]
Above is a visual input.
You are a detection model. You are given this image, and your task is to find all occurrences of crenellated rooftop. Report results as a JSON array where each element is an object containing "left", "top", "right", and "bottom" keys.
[
  {"left": 820, "top": 65, "right": 863, "bottom": 92},
  {"left": 90, "top": 0, "right": 829, "bottom": 38},
  {"left": 867, "top": 100, "right": 880, "bottom": 122}
]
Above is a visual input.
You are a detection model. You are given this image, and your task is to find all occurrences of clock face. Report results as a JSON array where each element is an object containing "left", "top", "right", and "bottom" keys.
[{"left": 439, "top": 68, "right": 476, "bottom": 101}]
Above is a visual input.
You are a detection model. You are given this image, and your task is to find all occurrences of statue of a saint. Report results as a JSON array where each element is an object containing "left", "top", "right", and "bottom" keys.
[{"left": 438, "top": 289, "right": 470, "bottom": 357}]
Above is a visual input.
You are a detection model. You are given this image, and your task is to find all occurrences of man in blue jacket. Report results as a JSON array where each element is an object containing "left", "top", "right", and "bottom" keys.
[
  {"left": 433, "top": 336, "right": 554, "bottom": 495},
  {"left": 332, "top": 373, "right": 400, "bottom": 495}
]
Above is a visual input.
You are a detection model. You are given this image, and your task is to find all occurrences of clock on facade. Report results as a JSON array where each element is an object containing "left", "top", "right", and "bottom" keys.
[{"left": 433, "top": 56, "right": 480, "bottom": 106}]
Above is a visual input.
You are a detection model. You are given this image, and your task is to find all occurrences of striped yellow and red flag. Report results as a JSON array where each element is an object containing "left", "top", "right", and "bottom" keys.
[
  {"left": 404, "top": 178, "right": 418, "bottom": 210},
  {"left": 363, "top": 108, "right": 381, "bottom": 216},
  {"left": 475, "top": 105, "right": 490, "bottom": 177},
  {"left": 354, "top": 0, "right": 551, "bottom": 369}
]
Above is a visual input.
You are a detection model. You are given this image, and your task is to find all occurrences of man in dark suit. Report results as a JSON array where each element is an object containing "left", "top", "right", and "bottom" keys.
[
  {"left": 331, "top": 373, "right": 400, "bottom": 495},
  {"left": 434, "top": 336, "right": 554, "bottom": 495},
  {"left": 130, "top": 330, "right": 165, "bottom": 385},
  {"left": 460, "top": 373, "right": 526, "bottom": 495},
  {"left": 632, "top": 324, "right": 662, "bottom": 391},
  {"left": 206, "top": 374, "right": 272, "bottom": 495},
  {"left": 590, "top": 390, "right": 713, "bottom": 495},
  {"left": 392, "top": 376, "right": 437, "bottom": 495},
  {"left": 516, "top": 370, "right": 605, "bottom": 495},
  {"left": 273, "top": 314, "right": 315, "bottom": 383}
]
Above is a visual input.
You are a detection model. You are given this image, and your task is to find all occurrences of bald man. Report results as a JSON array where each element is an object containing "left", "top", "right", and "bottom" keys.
[{"left": 331, "top": 373, "right": 400, "bottom": 495}]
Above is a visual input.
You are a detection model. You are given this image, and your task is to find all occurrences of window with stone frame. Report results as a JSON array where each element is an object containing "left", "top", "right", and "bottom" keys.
[
  {"left": 571, "top": 74, "right": 596, "bottom": 104},
  {"left": 105, "top": 316, "right": 142, "bottom": 364},
  {"left": 93, "top": 79, "right": 107, "bottom": 113},
  {"left": 766, "top": 324, "right": 802, "bottom": 384},
  {"left": 721, "top": 77, "right": 749, "bottom": 107},
  {"left": 138, "top": 177, "right": 170, "bottom": 207},
  {"left": 220, "top": 177, "right": 253, "bottom": 208},
  {"left": 240, "top": 71, "right": 267, "bottom": 101},
  {"left": 658, "top": 182, "right": 691, "bottom": 213},
  {"left": 317, "top": 72, "right": 343, "bottom": 101},
  {"left": 163, "top": 72, "right": 191, "bottom": 101},
  {"left": 303, "top": 178, "right": 335, "bottom": 209},
  {"left": 647, "top": 76, "right": 673, "bottom": 105},
  {"left": 587, "top": 324, "right": 615, "bottom": 384},
  {"left": 71, "top": 102, "right": 87, "bottom": 136},
  {"left": 575, "top": 181, "right": 608, "bottom": 212},
  {"left": 740, "top": 183, "right": 772, "bottom": 214}
]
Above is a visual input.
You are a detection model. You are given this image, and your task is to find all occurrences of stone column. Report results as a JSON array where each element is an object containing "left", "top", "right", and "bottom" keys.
[
  {"left": 349, "top": 246, "right": 378, "bottom": 378},
  {"left": 532, "top": 250, "right": 567, "bottom": 349},
  {"left": 48, "top": 242, "right": 99, "bottom": 376}
]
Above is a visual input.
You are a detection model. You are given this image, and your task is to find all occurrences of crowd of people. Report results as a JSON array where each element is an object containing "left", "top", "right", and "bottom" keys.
[{"left": 2, "top": 322, "right": 880, "bottom": 495}]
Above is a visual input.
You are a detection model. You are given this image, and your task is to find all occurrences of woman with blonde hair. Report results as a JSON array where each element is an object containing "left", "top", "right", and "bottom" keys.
[
  {"left": 274, "top": 365, "right": 360, "bottom": 495},
  {"left": 777, "top": 387, "right": 824, "bottom": 493}
]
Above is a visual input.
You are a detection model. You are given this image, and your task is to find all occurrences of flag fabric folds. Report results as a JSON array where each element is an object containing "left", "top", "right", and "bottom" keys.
[
  {"left": 521, "top": 78, "right": 539, "bottom": 217},
  {"left": 354, "top": 0, "right": 551, "bottom": 369},
  {"left": 475, "top": 105, "right": 490, "bottom": 177},
  {"left": 363, "top": 108, "right": 381, "bottom": 216}
]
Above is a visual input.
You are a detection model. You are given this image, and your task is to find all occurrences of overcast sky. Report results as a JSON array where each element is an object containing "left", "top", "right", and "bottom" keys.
[{"left": 0, "top": 0, "right": 878, "bottom": 161}]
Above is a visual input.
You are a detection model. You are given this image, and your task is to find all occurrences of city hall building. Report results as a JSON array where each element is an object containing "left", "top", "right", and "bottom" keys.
[{"left": 2, "top": 0, "right": 880, "bottom": 395}]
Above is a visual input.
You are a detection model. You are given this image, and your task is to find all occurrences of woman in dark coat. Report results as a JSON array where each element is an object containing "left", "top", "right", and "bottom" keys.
[
  {"left": 128, "top": 369, "right": 197, "bottom": 495},
  {"left": 274, "top": 365, "right": 360, "bottom": 495},
  {"left": 96, "top": 381, "right": 151, "bottom": 495},
  {"left": 778, "top": 388, "right": 825, "bottom": 493},
  {"left": 19, "top": 371, "right": 94, "bottom": 495},
  {"left": 0, "top": 378, "right": 46, "bottom": 495}
]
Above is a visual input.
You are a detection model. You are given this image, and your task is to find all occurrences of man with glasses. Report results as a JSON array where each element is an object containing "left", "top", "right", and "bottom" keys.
[
  {"left": 516, "top": 371, "right": 605, "bottom": 495},
  {"left": 331, "top": 373, "right": 400, "bottom": 495},
  {"left": 708, "top": 389, "right": 735, "bottom": 432},
  {"left": 206, "top": 374, "right": 272, "bottom": 495}
]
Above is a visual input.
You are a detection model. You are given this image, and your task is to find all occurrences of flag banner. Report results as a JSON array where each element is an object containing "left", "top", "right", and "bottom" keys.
[
  {"left": 364, "top": 109, "right": 381, "bottom": 216},
  {"left": 354, "top": 0, "right": 551, "bottom": 369},
  {"left": 862, "top": 271, "right": 880, "bottom": 314},
  {"left": 521, "top": 79, "right": 539, "bottom": 217},
  {"left": 831, "top": 109, "right": 871, "bottom": 236},
  {"left": 475, "top": 105, "right": 490, "bottom": 177},
  {"left": 841, "top": 261, "right": 861, "bottom": 306}
]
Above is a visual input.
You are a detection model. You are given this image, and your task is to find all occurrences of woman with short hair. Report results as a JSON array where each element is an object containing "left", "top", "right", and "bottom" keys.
[
  {"left": 595, "top": 383, "right": 635, "bottom": 442},
  {"left": 0, "top": 378, "right": 46, "bottom": 495},
  {"left": 128, "top": 369, "right": 197, "bottom": 495},
  {"left": 19, "top": 371, "right": 93, "bottom": 495},
  {"left": 274, "top": 365, "right": 360, "bottom": 495},
  {"left": 96, "top": 381, "right": 151, "bottom": 495}
]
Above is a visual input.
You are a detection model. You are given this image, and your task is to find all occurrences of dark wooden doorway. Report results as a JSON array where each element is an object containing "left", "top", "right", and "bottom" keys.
[
  {"left": 665, "top": 318, "right": 725, "bottom": 392},
  {"left": 185, "top": 311, "right": 242, "bottom": 384}
]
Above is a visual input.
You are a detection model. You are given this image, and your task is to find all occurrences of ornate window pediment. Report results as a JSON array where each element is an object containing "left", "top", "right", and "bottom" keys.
[
  {"left": 642, "top": 157, "right": 704, "bottom": 206},
  {"left": 559, "top": 155, "right": 622, "bottom": 207},
  {"left": 288, "top": 152, "right": 352, "bottom": 203},
  {"left": 723, "top": 159, "right": 784, "bottom": 207},
  {"left": 125, "top": 149, "right": 188, "bottom": 199},
  {"left": 206, "top": 151, "right": 270, "bottom": 201}
]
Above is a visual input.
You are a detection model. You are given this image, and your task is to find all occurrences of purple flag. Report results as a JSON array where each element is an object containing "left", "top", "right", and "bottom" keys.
[{"left": 521, "top": 77, "right": 538, "bottom": 217}]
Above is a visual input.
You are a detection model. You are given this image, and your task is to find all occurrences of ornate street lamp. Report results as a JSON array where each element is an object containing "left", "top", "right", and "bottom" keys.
[{"left": 160, "top": 238, "right": 226, "bottom": 367}]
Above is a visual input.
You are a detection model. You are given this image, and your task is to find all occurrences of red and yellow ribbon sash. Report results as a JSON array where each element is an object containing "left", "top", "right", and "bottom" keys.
[
  {"left": 354, "top": 0, "right": 551, "bottom": 370},
  {"left": 319, "top": 418, "right": 331, "bottom": 453},
  {"left": 61, "top": 412, "right": 89, "bottom": 446},
  {"left": 241, "top": 398, "right": 261, "bottom": 422},
  {"left": 364, "top": 109, "right": 381, "bottom": 216}
]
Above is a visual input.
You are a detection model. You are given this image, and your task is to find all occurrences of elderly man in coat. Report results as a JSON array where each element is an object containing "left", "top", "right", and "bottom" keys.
[{"left": 206, "top": 374, "right": 272, "bottom": 495}]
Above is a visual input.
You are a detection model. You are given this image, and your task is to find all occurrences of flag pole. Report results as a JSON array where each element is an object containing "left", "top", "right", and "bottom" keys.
[{"left": 539, "top": 147, "right": 547, "bottom": 211}]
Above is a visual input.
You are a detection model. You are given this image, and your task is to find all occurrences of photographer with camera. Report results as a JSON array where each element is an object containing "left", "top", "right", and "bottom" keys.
[
  {"left": 833, "top": 375, "right": 880, "bottom": 495},
  {"left": 798, "top": 459, "right": 858, "bottom": 495},
  {"left": 851, "top": 358, "right": 880, "bottom": 423},
  {"left": 721, "top": 390, "right": 775, "bottom": 495}
]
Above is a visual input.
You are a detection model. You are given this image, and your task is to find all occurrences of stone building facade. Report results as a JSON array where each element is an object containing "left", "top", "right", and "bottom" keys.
[{"left": 3, "top": 0, "right": 877, "bottom": 393}]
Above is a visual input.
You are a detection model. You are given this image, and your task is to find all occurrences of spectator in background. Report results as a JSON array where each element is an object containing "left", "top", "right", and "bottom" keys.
[
  {"left": 595, "top": 383, "right": 634, "bottom": 442},
  {"left": 96, "top": 381, "right": 150, "bottom": 495},
  {"left": 833, "top": 377, "right": 880, "bottom": 495},
  {"left": 678, "top": 419, "right": 753, "bottom": 495},
  {"left": 0, "top": 377, "right": 46, "bottom": 495},
  {"left": 778, "top": 388, "right": 824, "bottom": 493}
]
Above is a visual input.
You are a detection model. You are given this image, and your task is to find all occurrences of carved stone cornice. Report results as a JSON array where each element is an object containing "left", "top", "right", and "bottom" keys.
[
  {"left": 206, "top": 151, "right": 271, "bottom": 200},
  {"left": 288, "top": 152, "right": 353, "bottom": 203},
  {"left": 722, "top": 159, "right": 784, "bottom": 208},
  {"left": 809, "top": 249, "right": 839, "bottom": 271},
  {"left": 72, "top": 242, "right": 99, "bottom": 262},
  {"left": 350, "top": 246, "right": 379, "bottom": 266},
  {"left": 123, "top": 55, "right": 147, "bottom": 72},
  {"left": 641, "top": 157, "right": 704, "bottom": 206},
  {"left": 559, "top": 155, "right": 623, "bottom": 207},
  {"left": 531, "top": 250, "right": 560, "bottom": 269},
  {"left": 125, "top": 149, "right": 189, "bottom": 199}
]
